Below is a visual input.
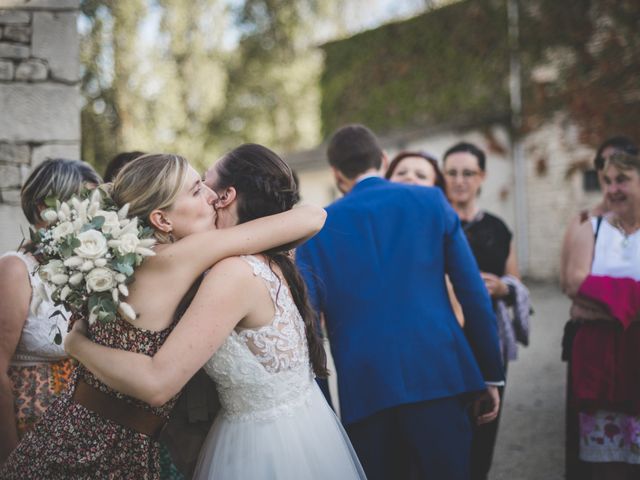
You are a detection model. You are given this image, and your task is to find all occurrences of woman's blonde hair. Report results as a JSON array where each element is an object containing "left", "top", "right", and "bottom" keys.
[
  {"left": 21, "top": 158, "right": 102, "bottom": 225},
  {"left": 111, "top": 153, "right": 189, "bottom": 243},
  {"left": 605, "top": 151, "right": 640, "bottom": 174}
]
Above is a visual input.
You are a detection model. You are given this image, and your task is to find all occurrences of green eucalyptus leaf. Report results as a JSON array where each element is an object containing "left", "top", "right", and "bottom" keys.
[
  {"left": 115, "top": 263, "right": 134, "bottom": 276},
  {"left": 91, "top": 216, "right": 105, "bottom": 229}
]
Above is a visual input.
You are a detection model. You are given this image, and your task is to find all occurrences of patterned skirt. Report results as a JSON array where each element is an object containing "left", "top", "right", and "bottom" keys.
[
  {"left": 579, "top": 410, "right": 640, "bottom": 463},
  {"left": 0, "top": 380, "right": 163, "bottom": 479},
  {"left": 7, "top": 359, "right": 74, "bottom": 438}
]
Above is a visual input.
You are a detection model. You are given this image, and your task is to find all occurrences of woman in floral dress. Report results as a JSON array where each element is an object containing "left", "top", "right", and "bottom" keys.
[
  {"left": 0, "top": 159, "right": 101, "bottom": 465},
  {"left": 0, "top": 153, "right": 325, "bottom": 479}
]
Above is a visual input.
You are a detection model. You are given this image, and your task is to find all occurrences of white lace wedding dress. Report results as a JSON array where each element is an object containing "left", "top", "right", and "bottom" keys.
[{"left": 193, "top": 255, "right": 366, "bottom": 480}]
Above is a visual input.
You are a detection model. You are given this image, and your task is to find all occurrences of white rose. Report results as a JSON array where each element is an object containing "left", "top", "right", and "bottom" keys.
[
  {"left": 117, "top": 233, "right": 140, "bottom": 255},
  {"left": 74, "top": 229, "right": 108, "bottom": 259},
  {"left": 95, "top": 210, "right": 121, "bottom": 236},
  {"left": 85, "top": 267, "right": 115, "bottom": 292},
  {"left": 52, "top": 221, "right": 75, "bottom": 241},
  {"left": 39, "top": 260, "right": 65, "bottom": 282}
]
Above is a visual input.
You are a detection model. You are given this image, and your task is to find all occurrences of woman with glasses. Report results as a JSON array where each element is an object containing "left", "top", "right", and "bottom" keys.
[{"left": 443, "top": 142, "right": 530, "bottom": 480}]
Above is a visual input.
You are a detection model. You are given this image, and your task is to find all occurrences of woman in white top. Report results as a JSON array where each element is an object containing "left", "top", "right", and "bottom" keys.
[
  {"left": 0, "top": 159, "right": 102, "bottom": 464},
  {"left": 564, "top": 151, "right": 640, "bottom": 479}
]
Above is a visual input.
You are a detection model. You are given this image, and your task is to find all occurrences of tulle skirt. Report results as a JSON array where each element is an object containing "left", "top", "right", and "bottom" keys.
[{"left": 193, "top": 383, "right": 366, "bottom": 479}]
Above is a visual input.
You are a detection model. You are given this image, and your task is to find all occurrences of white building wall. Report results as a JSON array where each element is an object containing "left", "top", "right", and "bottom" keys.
[
  {"left": 292, "top": 118, "right": 601, "bottom": 281},
  {"left": 522, "top": 114, "right": 601, "bottom": 280}
]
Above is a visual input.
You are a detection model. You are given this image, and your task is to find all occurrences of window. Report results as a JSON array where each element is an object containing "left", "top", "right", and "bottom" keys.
[{"left": 583, "top": 169, "right": 600, "bottom": 192}]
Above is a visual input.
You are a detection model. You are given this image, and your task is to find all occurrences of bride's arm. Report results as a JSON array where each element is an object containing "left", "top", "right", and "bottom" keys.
[
  {"left": 65, "top": 258, "right": 253, "bottom": 406},
  {"left": 158, "top": 205, "right": 325, "bottom": 279}
]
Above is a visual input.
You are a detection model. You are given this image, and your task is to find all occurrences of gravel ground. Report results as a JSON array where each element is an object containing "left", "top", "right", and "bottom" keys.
[{"left": 490, "top": 281, "right": 569, "bottom": 480}]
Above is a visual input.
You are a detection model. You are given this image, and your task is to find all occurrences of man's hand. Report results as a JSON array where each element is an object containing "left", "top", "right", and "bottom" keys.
[
  {"left": 480, "top": 272, "right": 509, "bottom": 299},
  {"left": 473, "top": 385, "right": 500, "bottom": 425}
]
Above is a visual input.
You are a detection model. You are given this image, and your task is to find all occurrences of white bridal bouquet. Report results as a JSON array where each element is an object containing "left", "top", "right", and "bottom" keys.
[{"left": 30, "top": 187, "right": 156, "bottom": 327}]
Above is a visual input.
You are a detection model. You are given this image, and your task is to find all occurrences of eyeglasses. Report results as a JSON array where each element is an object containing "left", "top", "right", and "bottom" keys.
[{"left": 444, "top": 169, "right": 480, "bottom": 179}]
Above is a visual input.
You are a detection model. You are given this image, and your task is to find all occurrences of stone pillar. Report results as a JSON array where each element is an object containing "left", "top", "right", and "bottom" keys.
[{"left": 0, "top": 0, "right": 81, "bottom": 253}]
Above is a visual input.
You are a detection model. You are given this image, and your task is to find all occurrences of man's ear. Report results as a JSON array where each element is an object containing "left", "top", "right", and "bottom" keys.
[
  {"left": 216, "top": 187, "right": 237, "bottom": 208},
  {"left": 331, "top": 167, "right": 350, "bottom": 194},
  {"left": 148, "top": 209, "right": 172, "bottom": 233},
  {"left": 380, "top": 151, "right": 389, "bottom": 173}
]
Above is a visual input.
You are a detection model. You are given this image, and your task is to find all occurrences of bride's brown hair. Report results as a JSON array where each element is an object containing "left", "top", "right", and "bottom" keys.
[{"left": 213, "top": 144, "right": 328, "bottom": 378}]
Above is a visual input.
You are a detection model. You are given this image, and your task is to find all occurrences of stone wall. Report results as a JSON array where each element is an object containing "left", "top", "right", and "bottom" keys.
[
  {"left": 0, "top": 0, "right": 81, "bottom": 253},
  {"left": 522, "top": 114, "right": 602, "bottom": 280}
]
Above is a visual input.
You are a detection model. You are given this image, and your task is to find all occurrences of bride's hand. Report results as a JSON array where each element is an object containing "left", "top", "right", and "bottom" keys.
[{"left": 64, "top": 317, "right": 89, "bottom": 356}]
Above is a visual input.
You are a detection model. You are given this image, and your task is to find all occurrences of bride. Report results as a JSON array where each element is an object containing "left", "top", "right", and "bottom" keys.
[{"left": 65, "top": 144, "right": 366, "bottom": 479}]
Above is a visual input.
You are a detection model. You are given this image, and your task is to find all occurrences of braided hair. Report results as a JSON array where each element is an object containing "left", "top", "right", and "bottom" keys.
[{"left": 214, "top": 144, "right": 328, "bottom": 378}]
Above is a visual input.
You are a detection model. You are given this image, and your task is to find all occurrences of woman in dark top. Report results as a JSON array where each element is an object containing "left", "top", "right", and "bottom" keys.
[{"left": 443, "top": 142, "right": 524, "bottom": 480}]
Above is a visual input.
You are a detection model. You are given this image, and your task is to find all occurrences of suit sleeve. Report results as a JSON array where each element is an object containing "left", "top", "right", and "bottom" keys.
[
  {"left": 440, "top": 196, "right": 505, "bottom": 383},
  {"left": 294, "top": 242, "right": 323, "bottom": 315},
  {"left": 294, "top": 242, "right": 334, "bottom": 408}
]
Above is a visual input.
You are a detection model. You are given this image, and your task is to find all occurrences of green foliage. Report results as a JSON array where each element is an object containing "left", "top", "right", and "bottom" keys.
[
  {"left": 320, "top": 0, "right": 510, "bottom": 137},
  {"left": 79, "top": 0, "right": 326, "bottom": 173},
  {"left": 520, "top": 0, "right": 640, "bottom": 146},
  {"left": 320, "top": 0, "right": 640, "bottom": 148}
]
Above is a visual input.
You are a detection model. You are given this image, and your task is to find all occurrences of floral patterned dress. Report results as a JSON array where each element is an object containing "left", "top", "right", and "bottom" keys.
[
  {"left": 2, "top": 251, "right": 73, "bottom": 439},
  {"left": 0, "top": 316, "right": 180, "bottom": 480}
]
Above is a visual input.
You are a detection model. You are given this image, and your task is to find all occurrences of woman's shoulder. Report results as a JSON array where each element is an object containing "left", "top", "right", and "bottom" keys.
[
  {"left": 0, "top": 251, "right": 31, "bottom": 279},
  {"left": 205, "top": 255, "right": 257, "bottom": 280},
  {"left": 478, "top": 211, "right": 512, "bottom": 236}
]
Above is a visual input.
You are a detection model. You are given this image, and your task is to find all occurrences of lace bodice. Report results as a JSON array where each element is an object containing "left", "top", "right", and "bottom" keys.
[
  {"left": 203, "top": 255, "right": 314, "bottom": 422},
  {"left": 2, "top": 251, "right": 70, "bottom": 365}
]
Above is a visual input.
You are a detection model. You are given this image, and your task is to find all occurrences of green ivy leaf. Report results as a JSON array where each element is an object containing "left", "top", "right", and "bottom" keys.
[{"left": 44, "top": 196, "right": 58, "bottom": 208}]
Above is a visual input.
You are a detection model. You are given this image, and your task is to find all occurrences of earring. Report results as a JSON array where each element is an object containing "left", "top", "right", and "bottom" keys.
[{"left": 168, "top": 231, "right": 175, "bottom": 243}]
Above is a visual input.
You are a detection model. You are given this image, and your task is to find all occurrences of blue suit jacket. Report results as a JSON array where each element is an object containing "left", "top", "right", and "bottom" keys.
[{"left": 296, "top": 177, "right": 504, "bottom": 425}]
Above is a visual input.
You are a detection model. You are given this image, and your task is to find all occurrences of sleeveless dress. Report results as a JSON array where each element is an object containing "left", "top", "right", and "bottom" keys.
[
  {"left": 1, "top": 314, "right": 180, "bottom": 479},
  {"left": 1, "top": 251, "right": 73, "bottom": 439},
  {"left": 193, "top": 255, "right": 366, "bottom": 480},
  {"left": 578, "top": 217, "right": 640, "bottom": 463}
]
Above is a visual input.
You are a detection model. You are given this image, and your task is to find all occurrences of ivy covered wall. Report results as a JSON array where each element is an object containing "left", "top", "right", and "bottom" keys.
[
  {"left": 320, "top": 0, "right": 510, "bottom": 138},
  {"left": 320, "top": 0, "right": 640, "bottom": 147}
]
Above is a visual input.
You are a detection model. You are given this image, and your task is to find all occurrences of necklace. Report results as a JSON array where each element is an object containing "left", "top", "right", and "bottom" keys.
[{"left": 612, "top": 217, "right": 640, "bottom": 248}]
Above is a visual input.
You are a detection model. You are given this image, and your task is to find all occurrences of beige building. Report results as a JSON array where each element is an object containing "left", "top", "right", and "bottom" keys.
[{"left": 288, "top": 116, "right": 602, "bottom": 281}]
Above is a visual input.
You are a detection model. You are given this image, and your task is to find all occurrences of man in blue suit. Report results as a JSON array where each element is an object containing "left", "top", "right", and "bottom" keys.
[{"left": 295, "top": 124, "right": 505, "bottom": 480}]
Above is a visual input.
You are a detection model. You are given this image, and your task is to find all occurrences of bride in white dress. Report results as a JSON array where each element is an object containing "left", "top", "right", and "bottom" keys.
[{"left": 65, "top": 144, "right": 366, "bottom": 479}]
